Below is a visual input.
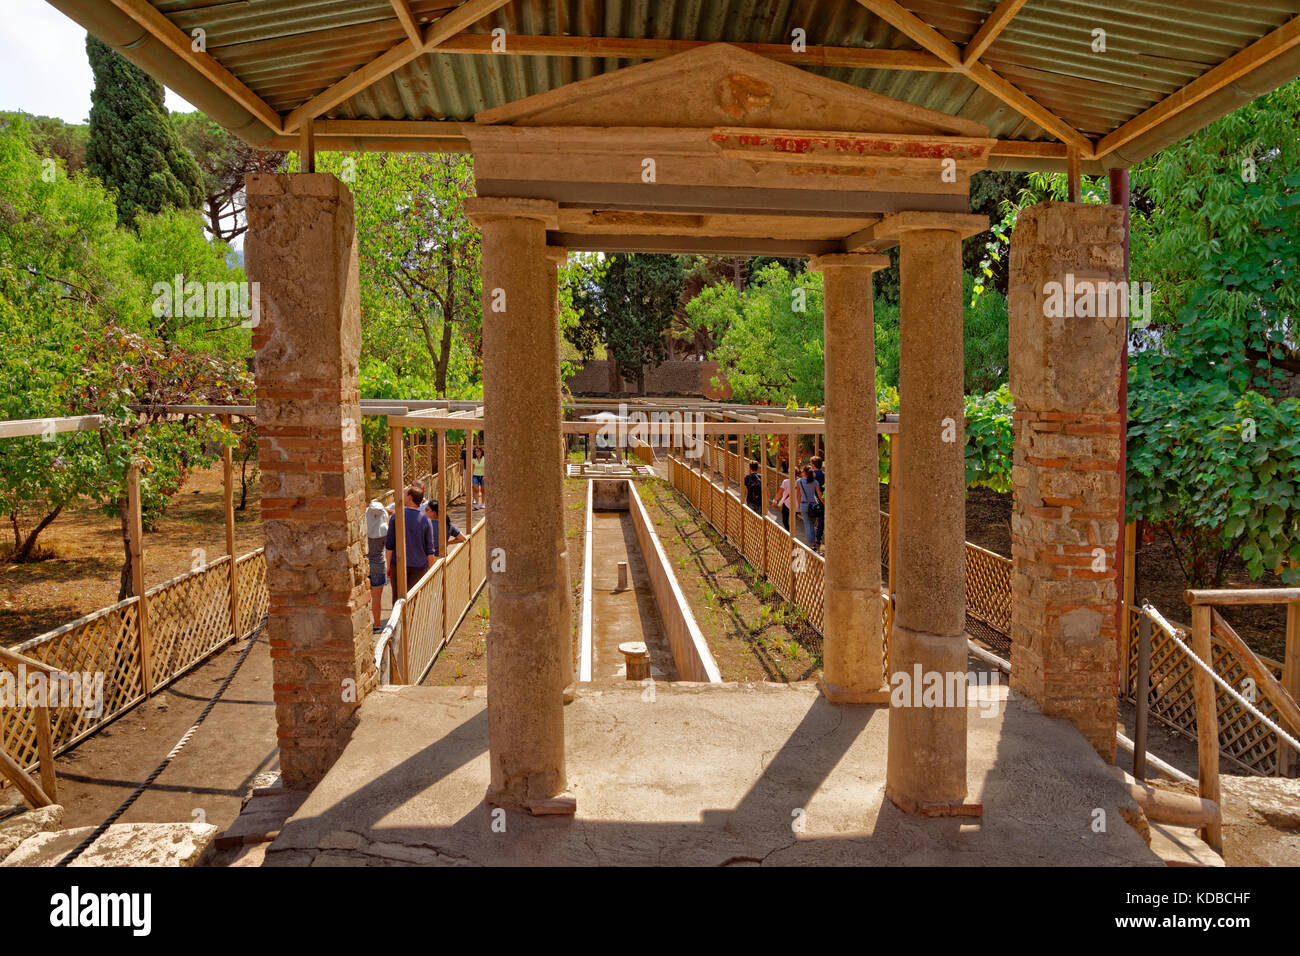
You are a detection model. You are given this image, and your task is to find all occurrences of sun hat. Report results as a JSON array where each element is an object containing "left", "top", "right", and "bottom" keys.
[{"left": 366, "top": 500, "right": 389, "bottom": 539}]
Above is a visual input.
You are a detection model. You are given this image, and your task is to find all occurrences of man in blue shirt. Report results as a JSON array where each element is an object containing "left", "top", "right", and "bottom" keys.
[{"left": 385, "top": 482, "right": 437, "bottom": 600}]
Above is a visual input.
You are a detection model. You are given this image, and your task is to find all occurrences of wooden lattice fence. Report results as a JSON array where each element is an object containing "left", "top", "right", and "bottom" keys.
[{"left": 2, "top": 547, "right": 270, "bottom": 779}]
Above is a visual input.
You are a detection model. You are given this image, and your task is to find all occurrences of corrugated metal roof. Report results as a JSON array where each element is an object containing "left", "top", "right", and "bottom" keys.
[{"left": 71, "top": 1, "right": 1300, "bottom": 153}]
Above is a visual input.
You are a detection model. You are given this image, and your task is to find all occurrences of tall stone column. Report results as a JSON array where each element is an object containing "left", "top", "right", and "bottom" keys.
[
  {"left": 877, "top": 211, "right": 987, "bottom": 815},
  {"left": 545, "top": 245, "right": 576, "bottom": 701},
  {"left": 245, "top": 173, "right": 375, "bottom": 789},
  {"left": 809, "top": 253, "right": 891, "bottom": 704},
  {"left": 466, "top": 198, "right": 574, "bottom": 814},
  {"left": 1008, "top": 203, "right": 1126, "bottom": 760}
]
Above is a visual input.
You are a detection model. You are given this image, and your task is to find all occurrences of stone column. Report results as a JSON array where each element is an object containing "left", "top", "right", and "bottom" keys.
[
  {"left": 546, "top": 245, "right": 576, "bottom": 702},
  {"left": 1008, "top": 203, "right": 1127, "bottom": 760},
  {"left": 877, "top": 211, "right": 987, "bottom": 815},
  {"left": 245, "top": 173, "right": 374, "bottom": 790},
  {"left": 466, "top": 197, "right": 574, "bottom": 814},
  {"left": 809, "top": 253, "right": 891, "bottom": 704}
]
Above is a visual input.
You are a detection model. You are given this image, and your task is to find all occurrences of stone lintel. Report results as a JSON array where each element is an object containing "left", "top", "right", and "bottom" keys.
[
  {"left": 876, "top": 210, "right": 988, "bottom": 240},
  {"left": 808, "top": 252, "right": 890, "bottom": 273},
  {"left": 464, "top": 196, "right": 559, "bottom": 229}
]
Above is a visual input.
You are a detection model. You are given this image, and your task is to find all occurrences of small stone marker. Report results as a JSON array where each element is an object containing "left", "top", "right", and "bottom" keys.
[
  {"left": 619, "top": 641, "right": 649, "bottom": 681},
  {"left": 616, "top": 560, "right": 628, "bottom": 591}
]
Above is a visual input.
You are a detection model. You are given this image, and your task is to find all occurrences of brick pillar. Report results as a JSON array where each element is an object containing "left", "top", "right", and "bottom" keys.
[
  {"left": 1008, "top": 202, "right": 1126, "bottom": 760},
  {"left": 466, "top": 197, "right": 574, "bottom": 814},
  {"left": 878, "top": 212, "right": 987, "bottom": 815},
  {"left": 809, "top": 253, "right": 891, "bottom": 704},
  {"left": 245, "top": 173, "right": 375, "bottom": 789}
]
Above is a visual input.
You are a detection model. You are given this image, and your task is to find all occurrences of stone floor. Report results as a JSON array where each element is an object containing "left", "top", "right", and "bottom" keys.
[{"left": 265, "top": 680, "right": 1161, "bottom": 866}]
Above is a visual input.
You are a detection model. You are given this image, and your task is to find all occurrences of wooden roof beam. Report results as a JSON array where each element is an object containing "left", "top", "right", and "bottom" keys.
[
  {"left": 854, "top": 0, "right": 1094, "bottom": 156},
  {"left": 107, "top": 0, "right": 283, "bottom": 133},
  {"left": 389, "top": 0, "right": 423, "bottom": 46},
  {"left": 962, "top": 0, "right": 1030, "bottom": 67},
  {"left": 432, "top": 33, "right": 951, "bottom": 72},
  {"left": 284, "top": 0, "right": 516, "bottom": 134},
  {"left": 1095, "top": 14, "right": 1300, "bottom": 160}
]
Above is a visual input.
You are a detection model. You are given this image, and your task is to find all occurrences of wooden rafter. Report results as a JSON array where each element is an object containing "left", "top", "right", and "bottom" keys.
[
  {"left": 283, "top": 0, "right": 516, "bottom": 134},
  {"left": 389, "top": 0, "right": 423, "bottom": 46},
  {"left": 108, "top": 0, "right": 283, "bottom": 133},
  {"left": 433, "top": 33, "right": 950, "bottom": 71},
  {"left": 963, "top": 0, "right": 1029, "bottom": 67},
  {"left": 853, "top": 0, "right": 1093, "bottom": 155},
  {"left": 1095, "top": 14, "right": 1300, "bottom": 160}
]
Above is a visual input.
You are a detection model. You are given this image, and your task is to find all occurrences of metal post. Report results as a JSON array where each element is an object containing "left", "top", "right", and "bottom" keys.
[{"left": 1134, "top": 610, "right": 1151, "bottom": 779}]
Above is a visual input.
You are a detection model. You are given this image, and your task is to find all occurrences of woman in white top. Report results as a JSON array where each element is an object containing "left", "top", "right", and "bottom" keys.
[{"left": 772, "top": 476, "right": 791, "bottom": 530}]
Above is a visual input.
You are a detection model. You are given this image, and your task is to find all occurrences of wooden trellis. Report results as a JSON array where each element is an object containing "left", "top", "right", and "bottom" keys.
[{"left": 1123, "top": 606, "right": 1288, "bottom": 775}]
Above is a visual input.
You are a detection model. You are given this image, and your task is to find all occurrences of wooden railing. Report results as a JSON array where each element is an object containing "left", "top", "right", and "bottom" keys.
[
  {"left": 1, "top": 547, "right": 270, "bottom": 800},
  {"left": 377, "top": 517, "right": 488, "bottom": 685}
]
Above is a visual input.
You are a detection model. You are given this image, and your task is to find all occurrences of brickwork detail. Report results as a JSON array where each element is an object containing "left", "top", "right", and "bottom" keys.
[
  {"left": 1008, "top": 203, "right": 1126, "bottom": 759},
  {"left": 245, "top": 173, "right": 376, "bottom": 788}
]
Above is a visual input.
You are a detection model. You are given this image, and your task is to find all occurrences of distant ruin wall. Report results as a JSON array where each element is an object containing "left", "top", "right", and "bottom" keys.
[{"left": 566, "top": 359, "right": 732, "bottom": 400}]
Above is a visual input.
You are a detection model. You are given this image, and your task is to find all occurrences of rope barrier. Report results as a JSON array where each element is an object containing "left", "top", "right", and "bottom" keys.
[
  {"left": 54, "top": 626, "right": 263, "bottom": 867},
  {"left": 1142, "top": 602, "right": 1300, "bottom": 754}
]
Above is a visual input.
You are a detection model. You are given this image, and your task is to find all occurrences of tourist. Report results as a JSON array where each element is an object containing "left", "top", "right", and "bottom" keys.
[
  {"left": 472, "top": 445, "right": 486, "bottom": 510},
  {"left": 425, "top": 500, "right": 467, "bottom": 555},
  {"left": 772, "top": 469, "right": 791, "bottom": 530},
  {"left": 796, "top": 464, "right": 822, "bottom": 548},
  {"left": 744, "top": 459, "right": 763, "bottom": 513},
  {"left": 385, "top": 481, "right": 437, "bottom": 603},
  {"left": 364, "top": 500, "right": 389, "bottom": 632},
  {"left": 811, "top": 455, "right": 826, "bottom": 547}
]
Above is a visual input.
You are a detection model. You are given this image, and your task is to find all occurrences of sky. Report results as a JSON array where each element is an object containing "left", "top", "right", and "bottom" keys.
[{"left": 0, "top": 0, "right": 197, "bottom": 123}]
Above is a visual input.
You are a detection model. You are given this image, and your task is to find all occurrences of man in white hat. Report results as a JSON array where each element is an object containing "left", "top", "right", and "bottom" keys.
[{"left": 364, "top": 500, "right": 389, "bottom": 632}]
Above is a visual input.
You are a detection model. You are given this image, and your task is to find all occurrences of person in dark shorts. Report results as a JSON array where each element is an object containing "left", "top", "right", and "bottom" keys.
[
  {"left": 744, "top": 460, "right": 763, "bottom": 512},
  {"left": 365, "top": 500, "right": 389, "bottom": 632},
  {"left": 385, "top": 481, "right": 437, "bottom": 603}
]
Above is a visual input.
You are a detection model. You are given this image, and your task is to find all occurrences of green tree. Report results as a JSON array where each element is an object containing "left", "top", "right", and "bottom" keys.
[
  {"left": 85, "top": 34, "right": 203, "bottom": 227},
  {"left": 567, "top": 253, "right": 685, "bottom": 393},
  {"left": 173, "top": 111, "right": 285, "bottom": 243}
]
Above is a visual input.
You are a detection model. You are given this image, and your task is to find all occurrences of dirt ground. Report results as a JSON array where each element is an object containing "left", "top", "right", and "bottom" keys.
[
  {"left": 638, "top": 478, "right": 824, "bottom": 682},
  {"left": 1, "top": 464, "right": 265, "bottom": 648},
  {"left": 930, "top": 484, "right": 1288, "bottom": 662}
]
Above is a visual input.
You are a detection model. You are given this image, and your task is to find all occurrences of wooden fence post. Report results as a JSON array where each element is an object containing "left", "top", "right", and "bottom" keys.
[
  {"left": 128, "top": 462, "right": 154, "bottom": 695},
  {"left": 222, "top": 414, "right": 240, "bottom": 639},
  {"left": 1190, "top": 604, "right": 1222, "bottom": 851},
  {"left": 1279, "top": 600, "right": 1299, "bottom": 776},
  {"left": 438, "top": 429, "right": 449, "bottom": 644},
  {"left": 391, "top": 425, "right": 408, "bottom": 683},
  {"left": 35, "top": 706, "right": 57, "bottom": 802},
  {"left": 760, "top": 432, "right": 769, "bottom": 578}
]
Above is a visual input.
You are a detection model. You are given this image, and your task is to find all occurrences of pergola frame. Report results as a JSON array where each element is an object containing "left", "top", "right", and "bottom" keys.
[{"left": 70, "top": 0, "right": 1300, "bottom": 178}]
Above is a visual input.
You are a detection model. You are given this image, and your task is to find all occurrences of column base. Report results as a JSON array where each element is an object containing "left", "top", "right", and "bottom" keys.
[
  {"left": 817, "top": 676, "right": 890, "bottom": 705},
  {"left": 527, "top": 792, "right": 577, "bottom": 816},
  {"left": 886, "top": 786, "right": 983, "bottom": 818}
]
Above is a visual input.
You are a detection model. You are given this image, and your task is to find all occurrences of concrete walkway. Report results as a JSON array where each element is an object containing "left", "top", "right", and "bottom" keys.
[{"left": 264, "top": 680, "right": 1160, "bottom": 867}]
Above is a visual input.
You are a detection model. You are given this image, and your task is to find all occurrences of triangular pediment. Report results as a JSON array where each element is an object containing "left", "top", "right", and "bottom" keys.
[{"left": 474, "top": 43, "right": 988, "bottom": 138}]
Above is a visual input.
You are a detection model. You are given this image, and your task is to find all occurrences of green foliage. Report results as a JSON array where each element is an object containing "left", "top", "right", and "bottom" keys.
[
  {"left": 686, "top": 263, "right": 824, "bottom": 405},
  {"left": 172, "top": 111, "right": 285, "bottom": 242},
  {"left": 0, "top": 111, "right": 88, "bottom": 173},
  {"left": 85, "top": 36, "right": 203, "bottom": 228},
  {"left": 567, "top": 253, "right": 684, "bottom": 388},
  {"left": 962, "top": 385, "right": 1015, "bottom": 493}
]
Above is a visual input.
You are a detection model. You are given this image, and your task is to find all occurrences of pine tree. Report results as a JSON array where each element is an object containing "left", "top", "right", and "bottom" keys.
[{"left": 84, "top": 34, "right": 204, "bottom": 227}]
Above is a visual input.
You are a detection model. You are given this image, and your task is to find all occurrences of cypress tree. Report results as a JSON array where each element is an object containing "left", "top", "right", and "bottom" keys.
[{"left": 84, "top": 34, "right": 204, "bottom": 227}]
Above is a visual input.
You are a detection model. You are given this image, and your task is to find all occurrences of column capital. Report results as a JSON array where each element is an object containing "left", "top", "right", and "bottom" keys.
[
  {"left": 876, "top": 210, "right": 988, "bottom": 240},
  {"left": 544, "top": 245, "right": 569, "bottom": 265},
  {"left": 464, "top": 196, "right": 558, "bottom": 230},
  {"left": 808, "top": 252, "right": 890, "bottom": 274}
]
